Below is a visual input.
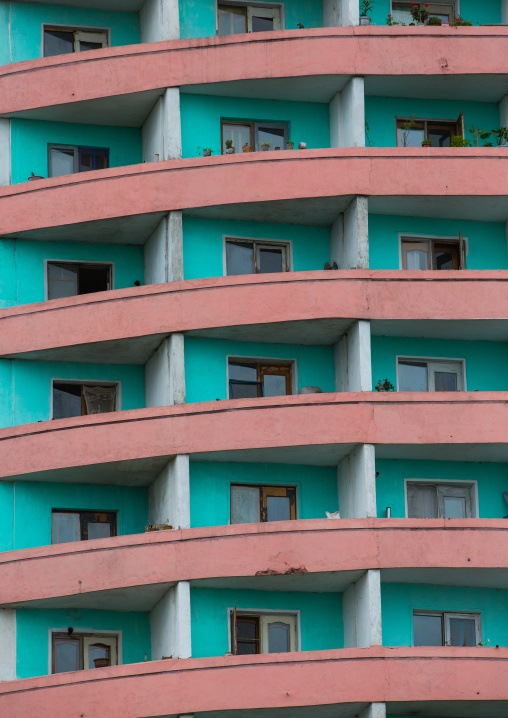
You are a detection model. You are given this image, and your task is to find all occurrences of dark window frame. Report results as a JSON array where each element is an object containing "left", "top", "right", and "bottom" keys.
[
  {"left": 52, "top": 381, "right": 119, "bottom": 419},
  {"left": 217, "top": 3, "right": 282, "bottom": 36},
  {"left": 43, "top": 25, "right": 110, "bottom": 57},
  {"left": 228, "top": 359, "right": 293, "bottom": 398},
  {"left": 230, "top": 483, "right": 297, "bottom": 523},
  {"left": 396, "top": 112, "right": 463, "bottom": 147},
  {"left": 51, "top": 631, "right": 118, "bottom": 673},
  {"left": 46, "top": 260, "right": 113, "bottom": 300},
  {"left": 48, "top": 144, "right": 110, "bottom": 177},
  {"left": 225, "top": 237, "right": 291, "bottom": 275},
  {"left": 401, "top": 236, "right": 465, "bottom": 270},
  {"left": 220, "top": 120, "right": 289, "bottom": 153},
  {"left": 413, "top": 610, "right": 481, "bottom": 647},
  {"left": 52, "top": 509, "right": 117, "bottom": 543}
]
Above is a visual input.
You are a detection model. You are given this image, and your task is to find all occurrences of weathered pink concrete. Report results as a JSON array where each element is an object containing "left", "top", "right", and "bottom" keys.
[
  {"left": 1, "top": 28, "right": 508, "bottom": 115},
  {"left": 1, "top": 519, "right": 508, "bottom": 606},
  {"left": 1, "top": 150, "right": 508, "bottom": 236},
  {"left": 1, "top": 271, "right": 508, "bottom": 357},
  {"left": 1, "top": 647, "right": 507, "bottom": 718},
  {"left": 1, "top": 393, "right": 508, "bottom": 481}
]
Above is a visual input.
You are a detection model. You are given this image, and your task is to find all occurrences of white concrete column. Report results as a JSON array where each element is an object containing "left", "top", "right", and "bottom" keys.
[
  {"left": 343, "top": 569, "right": 382, "bottom": 648},
  {"left": 330, "top": 197, "right": 369, "bottom": 269},
  {"left": 0, "top": 119, "right": 11, "bottom": 187},
  {"left": 323, "top": 0, "right": 359, "bottom": 26},
  {"left": 337, "top": 444, "right": 376, "bottom": 518},
  {"left": 329, "top": 77, "right": 365, "bottom": 148},
  {"left": 142, "top": 89, "right": 182, "bottom": 162},
  {"left": 334, "top": 319, "right": 371, "bottom": 392},
  {"left": 144, "top": 211, "right": 183, "bottom": 285},
  {"left": 145, "top": 332, "right": 185, "bottom": 408},
  {"left": 502, "top": 0, "right": 508, "bottom": 25},
  {"left": 360, "top": 704, "right": 386, "bottom": 718},
  {"left": 150, "top": 581, "right": 191, "bottom": 660},
  {"left": 149, "top": 454, "right": 190, "bottom": 529},
  {"left": 0, "top": 609, "right": 16, "bottom": 681},
  {"left": 140, "top": 0, "right": 180, "bottom": 42},
  {"left": 499, "top": 95, "right": 508, "bottom": 128}
]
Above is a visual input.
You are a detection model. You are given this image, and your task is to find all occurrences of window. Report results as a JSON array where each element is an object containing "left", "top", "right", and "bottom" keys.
[
  {"left": 413, "top": 612, "right": 481, "bottom": 647},
  {"left": 52, "top": 632, "right": 118, "bottom": 673},
  {"left": 52, "top": 510, "right": 117, "bottom": 544},
  {"left": 230, "top": 610, "right": 297, "bottom": 654},
  {"left": 44, "top": 27, "right": 109, "bottom": 57},
  {"left": 401, "top": 236, "right": 465, "bottom": 270},
  {"left": 397, "top": 358, "right": 464, "bottom": 392},
  {"left": 391, "top": 1, "right": 455, "bottom": 23},
  {"left": 231, "top": 484, "right": 296, "bottom": 523},
  {"left": 396, "top": 112, "right": 464, "bottom": 148},
  {"left": 49, "top": 145, "right": 109, "bottom": 177},
  {"left": 407, "top": 482, "right": 475, "bottom": 518},
  {"left": 47, "top": 262, "right": 112, "bottom": 300},
  {"left": 218, "top": 4, "right": 281, "bottom": 35},
  {"left": 221, "top": 121, "right": 289, "bottom": 152},
  {"left": 228, "top": 360, "right": 292, "bottom": 398},
  {"left": 53, "top": 382, "right": 117, "bottom": 419},
  {"left": 226, "top": 238, "right": 290, "bottom": 275}
]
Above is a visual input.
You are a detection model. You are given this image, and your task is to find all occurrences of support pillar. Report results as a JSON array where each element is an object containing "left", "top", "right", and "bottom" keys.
[
  {"left": 149, "top": 454, "right": 190, "bottom": 529},
  {"left": 0, "top": 119, "right": 10, "bottom": 187},
  {"left": 334, "top": 319, "right": 371, "bottom": 392},
  {"left": 0, "top": 608, "right": 16, "bottom": 681},
  {"left": 144, "top": 212, "right": 183, "bottom": 285},
  {"left": 330, "top": 196, "right": 369, "bottom": 269},
  {"left": 145, "top": 332, "right": 185, "bottom": 408},
  {"left": 140, "top": 0, "right": 179, "bottom": 42},
  {"left": 323, "top": 0, "right": 359, "bottom": 26},
  {"left": 343, "top": 569, "right": 382, "bottom": 648},
  {"left": 142, "top": 88, "right": 182, "bottom": 163},
  {"left": 502, "top": 0, "right": 508, "bottom": 25},
  {"left": 150, "top": 581, "right": 191, "bottom": 660},
  {"left": 337, "top": 444, "right": 376, "bottom": 518},
  {"left": 360, "top": 704, "right": 386, "bottom": 718},
  {"left": 329, "top": 77, "right": 365, "bottom": 148}
]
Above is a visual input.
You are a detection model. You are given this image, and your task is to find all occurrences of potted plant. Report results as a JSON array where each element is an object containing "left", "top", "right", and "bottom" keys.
[
  {"left": 225, "top": 139, "right": 235, "bottom": 154},
  {"left": 409, "top": 2, "right": 429, "bottom": 24},
  {"left": 242, "top": 143, "right": 252, "bottom": 152},
  {"left": 450, "top": 15, "right": 472, "bottom": 25},
  {"left": 93, "top": 658, "right": 110, "bottom": 668},
  {"left": 451, "top": 135, "right": 471, "bottom": 147},
  {"left": 428, "top": 15, "right": 442, "bottom": 24},
  {"left": 375, "top": 379, "right": 395, "bottom": 392},
  {"left": 286, "top": 141, "right": 294, "bottom": 150},
  {"left": 261, "top": 141, "right": 271, "bottom": 151},
  {"left": 197, "top": 147, "right": 213, "bottom": 156},
  {"left": 28, "top": 172, "right": 44, "bottom": 181},
  {"left": 421, "top": 139, "right": 432, "bottom": 147},
  {"left": 360, "top": 0, "right": 375, "bottom": 25},
  {"left": 298, "top": 141, "right": 307, "bottom": 149}
]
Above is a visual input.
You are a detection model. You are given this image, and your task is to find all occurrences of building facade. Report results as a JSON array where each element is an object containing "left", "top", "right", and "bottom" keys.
[{"left": 0, "top": 1, "right": 508, "bottom": 716}]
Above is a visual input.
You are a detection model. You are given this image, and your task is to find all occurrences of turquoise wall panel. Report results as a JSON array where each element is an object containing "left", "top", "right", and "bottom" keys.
[
  {"left": 180, "top": 93, "right": 330, "bottom": 158},
  {"left": 382, "top": 583, "right": 508, "bottom": 647},
  {"left": 0, "top": 4, "right": 9, "bottom": 66},
  {"left": 376, "top": 459, "right": 508, "bottom": 519},
  {"left": 189, "top": 460, "right": 338, "bottom": 527},
  {"left": 369, "top": 0, "right": 501, "bottom": 26},
  {"left": 182, "top": 216, "right": 331, "bottom": 280},
  {"left": 371, "top": 336, "right": 508, "bottom": 392},
  {"left": 369, "top": 214, "right": 508, "bottom": 270},
  {"left": 0, "top": 239, "right": 144, "bottom": 308},
  {"left": 180, "top": 0, "right": 323, "bottom": 39},
  {"left": 0, "top": 483, "right": 14, "bottom": 552},
  {"left": 365, "top": 97, "right": 499, "bottom": 148},
  {"left": 0, "top": 359, "right": 145, "bottom": 428},
  {"left": 16, "top": 608, "right": 150, "bottom": 678},
  {"left": 184, "top": 337, "right": 336, "bottom": 403},
  {"left": 10, "top": 119, "right": 142, "bottom": 185},
  {"left": 5, "top": 1, "right": 139, "bottom": 64},
  {"left": 191, "top": 587, "right": 343, "bottom": 657},
  {"left": 8, "top": 482, "right": 148, "bottom": 551}
]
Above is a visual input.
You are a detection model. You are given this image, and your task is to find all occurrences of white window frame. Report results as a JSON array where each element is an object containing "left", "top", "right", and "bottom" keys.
[
  {"left": 227, "top": 608, "right": 300, "bottom": 653},
  {"left": 216, "top": 1, "right": 284, "bottom": 35},
  {"left": 412, "top": 611, "right": 481, "bottom": 647},
  {"left": 226, "top": 355, "right": 297, "bottom": 398},
  {"left": 404, "top": 478, "right": 479, "bottom": 518},
  {"left": 48, "top": 628, "right": 122, "bottom": 675},
  {"left": 222, "top": 235, "right": 293, "bottom": 276},
  {"left": 51, "top": 379, "right": 122, "bottom": 419},
  {"left": 398, "top": 233, "right": 468, "bottom": 270},
  {"left": 44, "top": 259, "right": 114, "bottom": 300},
  {"left": 396, "top": 356, "right": 466, "bottom": 392},
  {"left": 42, "top": 24, "right": 110, "bottom": 57}
]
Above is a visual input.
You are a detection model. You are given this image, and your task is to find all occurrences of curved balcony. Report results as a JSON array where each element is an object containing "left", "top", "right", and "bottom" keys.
[
  {"left": 1, "top": 150, "right": 507, "bottom": 242},
  {"left": 1, "top": 28, "right": 507, "bottom": 122},
  {"left": 2, "top": 393, "right": 508, "bottom": 484},
  {"left": 2, "top": 519, "right": 508, "bottom": 609},
  {"left": 1, "top": 647, "right": 507, "bottom": 718}
]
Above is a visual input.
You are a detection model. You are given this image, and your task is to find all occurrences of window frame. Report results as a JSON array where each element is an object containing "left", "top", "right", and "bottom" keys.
[
  {"left": 228, "top": 608, "right": 300, "bottom": 654},
  {"left": 223, "top": 236, "right": 292, "bottom": 276},
  {"left": 48, "top": 144, "right": 110, "bottom": 177},
  {"left": 227, "top": 357, "right": 295, "bottom": 399},
  {"left": 43, "top": 24, "right": 110, "bottom": 57},
  {"left": 399, "top": 233, "right": 467, "bottom": 271},
  {"left": 230, "top": 483, "right": 298, "bottom": 524},
  {"left": 51, "top": 379, "right": 121, "bottom": 420},
  {"left": 220, "top": 120, "right": 290, "bottom": 153},
  {"left": 404, "top": 479, "right": 478, "bottom": 519},
  {"left": 395, "top": 115, "right": 463, "bottom": 148},
  {"left": 216, "top": 1, "right": 284, "bottom": 35},
  {"left": 52, "top": 509, "right": 118, "bottom": 544},
  {"left": 412, "top": 611, "right": 481, "bottom": 647},
  {"left": 45, "top": 260, "right": 114, "bottom": 300},
  {"left": 396, "top": 356, "right": 466, "bottom": 392},
  {"left": 50, "top": 630, "right": 120, "bottom": 674},
  {"left": 390, "top": 0, "right": 457, "bottom": 23}
]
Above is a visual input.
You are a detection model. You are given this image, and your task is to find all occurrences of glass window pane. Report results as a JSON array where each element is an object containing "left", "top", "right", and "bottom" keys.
[
  {"left": 397, "top": 127, "right": 425, "bottom": 148},
  {"left": 428, "top": 128, "right": 452, "bottom": 148},
  {"left": 55, "top": 639, "right": 80, "bottom": 673},
  {"left": 266, "top": 495, "right": 291, "bottom": 522},
  {"left": 89, "top": 643, "right": 110, "bottom": 667},
  {"left": 407, "top": 484, "right": 438, "bottom": 519},
  {"left": 52, "top": 512, "right": 80, "bottom": 544},
  {"left": 50, "top": 148, "right": 75, "bottom": 177},
  {"left": 413, "top": 614, "right": 443, "bottom": 646},
  {"left": 53, "top": 383, "right": 82, "bottom": 419},
  {"left": 398, "top": 362, "right": 428, "bottom": 392},
  {"left": 443, "top": 495, "right": 466, "bottom": 518},
  {"left": 251, "top": 15, "right": 274, "bottom": 31},
  {"left": 257, "top": 126, "right": 286, "bottom": 151},
  {"left": 44, "top": 29, "right": 74, "bottom": 57},
  {"left": 226, "top": 241, "right": 254, "bottom": 275},
  {"left": 434, "top": 371, "right": 457, "bottom": 392},
  {"left": 218, "top": 7, "right": 246, "bottom": 35},
  {"left": 237, "top": 620, "right": 257, "bottom": 640},
  {"left": 87, "top": 522, "right": 113, "bottom": 539},
  {"left": 230, "top": 381, "right": 260, "bottom": 399},
  {"left": 79, "top": 41, "right": 103, "bottom": 51},
  {"left": 222, "top": 123, "right": 251, "bottom": 152},
  {"left": 79, "top": 151, "right": 94, "bottom": 173},
  {"left": 47, "top": 263, "right": 78, "bottom": 300},
  {"left": 259, "top": 248, "right": 283, "bottom": 273},
  {"left": 268, "top": 622, "right": 290, "bottom": 652},
  {"left": 93, "top": 151, "right": 109, "bottom": 171},
  {"left": 406, "top": 250, "right": 428, "bottom": 270},
  {"left": 229, "top": 363, "right": 257, "bottom": 381},
  {"left": 449, "top": 617, "right": 476, "bottom": 647},
  {"left": 263, "top": 374, "right": 287, "bottom": 397},
  {"left": 434, "top": 247, "right": 457, "bottom": 270},
  {"left": 231, "top": 486, "right": 259, "bottom": 524}
]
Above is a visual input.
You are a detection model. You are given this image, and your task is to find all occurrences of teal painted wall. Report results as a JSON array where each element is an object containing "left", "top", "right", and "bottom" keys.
[
  {"left": 369, "top": 0, "right": 501, "bottom": 25},
  {"left": 180, "top": 93, "right": 330, "bottom": 158},
  {"left": 0, "top": 239, "right": 144, "bottom": 308},
  {"left": 369, "top": 214, "right": 508, "bottom": 271},
  {"left": 184, "top": 337, "right": 336, "bottom": 403},
  {"left": 189, "top": 460, "right": 338, "bottom": 527},
  {"left": 371, "top": 336, "right": 508, "bottom": 392},
  {"left": 0, "top": 482, "right": 148, "bottom": 552},
  {"left": 0, "top": 1, "right": 139, "bottom": 65},
  {"left": 180, "top": 0, "right": 323, "bottom": 38},
  {"left": 0, "top": 359, "right": 145, "bottom": 428},
  {"left": 191, "top": 587, "right": 343, "bottom": 657},
  {"left": 182, "top": 216, "right": 331, "bottom": 280},
  {"left": 365, "top": 97, "right": 499, "bottom": 148},
  {"left": 10, "top": 119, "right": 142, "bottom": 185},
  {"left": 376, "top": 459, "right": 508, "bottom": 519},
  {"left": 382, "top": 583, "right": 508, "bottom": 647},
  {"left": 16, "top": 608, "right": 150, "bottom": 679}
]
